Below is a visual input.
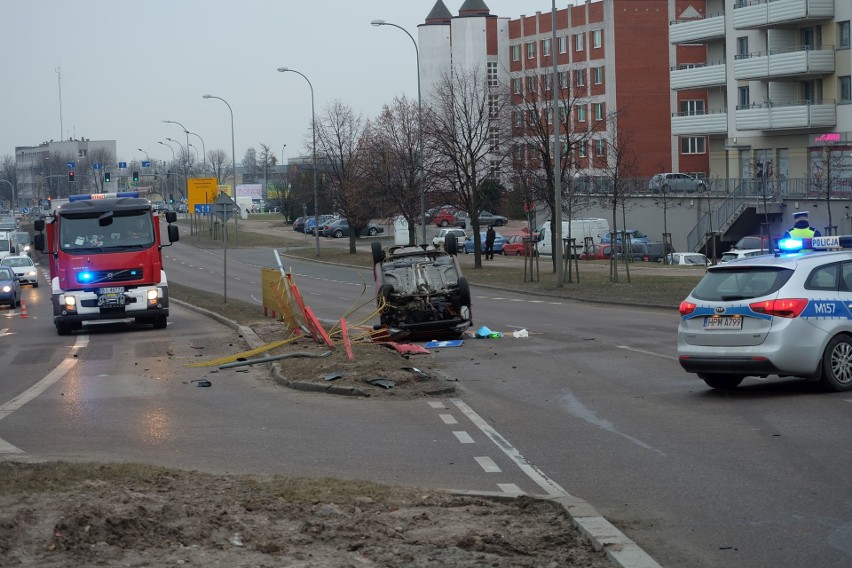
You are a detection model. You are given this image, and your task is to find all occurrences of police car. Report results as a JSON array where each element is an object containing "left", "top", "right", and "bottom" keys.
[{"left": 678, "top": 235, "right": 852, "bottom": 392}]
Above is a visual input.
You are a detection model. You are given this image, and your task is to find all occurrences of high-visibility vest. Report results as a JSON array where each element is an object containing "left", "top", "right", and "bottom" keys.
[{"left": 789, "top": 226, "right": 817, "bottom": 250}]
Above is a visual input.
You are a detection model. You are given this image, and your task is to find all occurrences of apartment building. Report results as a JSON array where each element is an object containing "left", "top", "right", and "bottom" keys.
[{"left": 670, "top": 0, "right": 852, "bottom": 186}]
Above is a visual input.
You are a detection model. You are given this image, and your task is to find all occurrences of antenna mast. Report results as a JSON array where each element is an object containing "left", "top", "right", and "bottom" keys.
[{"left": 56, "top": 66, "right": 64, "bottom": 140}]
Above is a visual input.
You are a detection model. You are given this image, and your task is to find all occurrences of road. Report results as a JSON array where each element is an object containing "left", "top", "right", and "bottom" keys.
[{"left": 2, "top": 236, "right": 851, "bottom": 568}]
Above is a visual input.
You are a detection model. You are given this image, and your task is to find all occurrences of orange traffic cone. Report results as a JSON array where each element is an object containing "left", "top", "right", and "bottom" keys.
[{"left": 20, "top": 301, "right": 29, "bottom": 319}]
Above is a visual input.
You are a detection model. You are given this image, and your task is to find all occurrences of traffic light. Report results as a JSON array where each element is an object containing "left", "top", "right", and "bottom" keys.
[
  {"left": 169, "top": 194, "right": 174, "bottom": 204},
  {"left": 104, "top": 172, "right": 111, "bottom": 183},
  {"left": 132, "top": 171, "right": 139, "bottom": 182},
  {"left": 68, "top": 171, "right": 75, "bottom": 182}
]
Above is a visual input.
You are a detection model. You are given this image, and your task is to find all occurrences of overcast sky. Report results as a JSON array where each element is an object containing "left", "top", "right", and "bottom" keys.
[{"left": 0, "top": 0, "right": 567, "bottom": 167}]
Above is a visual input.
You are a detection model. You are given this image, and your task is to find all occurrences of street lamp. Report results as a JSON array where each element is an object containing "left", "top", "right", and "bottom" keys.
[
  {"left": 277, "top": 67, "right": 320, "bottom": 257},
  {"left": 371, "top": 19, "right": 426, "bottom": 245},
  {"left": 202, "top": 94, "right": 238, "bottom": 304},
  {"left": 158, "top": 141, "right": 177, "bottom": 201},
  {"left": 137, "top": 148, "right": 150, "bottom": 162},
  {"left": 188, "top": 143, "right": 200, "bottom": 163},
  {"left": 188, "top": 131, "right": 206, "bottom": 172}
]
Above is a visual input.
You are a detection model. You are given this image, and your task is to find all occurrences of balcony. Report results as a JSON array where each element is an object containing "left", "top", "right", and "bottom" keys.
[
  {"left": 671, "top": 62, "right": 727, "bottom": 90},
  {"left": 669, "top": 12, "right": 725, "bottom": 44},
  {"left": 733, "top": 0, "right": 834, "bottom": 30},
  {"left": 733, "top": 45, "right": 834, "bottom": 81},
  {"left": 735, "top": 99, "right": 836, "bottom": 130},
  {"left": 672, "top": 110, "right": 728, "bottom": 136}
]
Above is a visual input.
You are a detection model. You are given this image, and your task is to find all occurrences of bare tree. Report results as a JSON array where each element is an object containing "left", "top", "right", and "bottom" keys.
[
  {"left": 424, "top": 67, "right": 510, "bottom": 267},
  {"left": 596, "top": 123, "right": 639, "bottom": 283},
  {"left": 241, "top": 148, "right": 258, "bottom": 184},
  {"left": 811, "top": 143, "right": 848, "bottom": 234},
  {"left": 361, "top": 96, "right": 422, "bottom": 245},
  {"left": 512, "top": 66, "right": 602, "bottom": 271},
  {"left": 1, "top": 155, "right": 17, "bottom": 206},
  {"left": 314, "top": 100, "right": 374, "bottom": 253},
  {"left": 207, "top": 149, "right": 231, "bottom": 184},
  {"left": 257, "top": 143, "right": 276, "bottom": 203},
  {"left": 82, "top": 148, "right": 116, "bottom": 194}
]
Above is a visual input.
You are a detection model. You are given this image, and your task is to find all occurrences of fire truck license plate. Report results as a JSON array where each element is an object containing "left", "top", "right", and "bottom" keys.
[
  {"left": 99, "top": 287, "right": 124, "bottom": 294},
  {"left": 98, "top": 287, "right": 126, "bottom": 307}
]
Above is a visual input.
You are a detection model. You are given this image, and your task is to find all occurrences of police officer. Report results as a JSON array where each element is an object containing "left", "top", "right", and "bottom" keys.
[{"left": 784, "top": 211, "right": 821, "bottom": 251}]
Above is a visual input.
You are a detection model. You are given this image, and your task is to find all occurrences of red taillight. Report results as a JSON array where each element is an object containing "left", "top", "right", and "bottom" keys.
[
  {"left": 679, "top": 301, "right": 696, "bottom": 316},
  {"left": 749, "top": 298, "right": 808, "bottom": 318}
]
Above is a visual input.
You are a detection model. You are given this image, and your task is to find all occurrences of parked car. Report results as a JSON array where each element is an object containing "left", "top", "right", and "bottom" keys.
[
  {"left": 427, "top": 206, "right": 458, "bottom": 227},
  {"left": 0, "top": 255, "right": 38, "bottom": 287},
  {"left": 453, "top": 210, "right": 508, "bottom": 229},
  {"left": 0, "top": 266, "right": 22, "bottom": 308},
  {"left": 648, "top": 173, "right": 706, "bottom": 194},
  {"left": 371, "top": 236, "right": 472, "bottom": 340},
  {"left": 320, "top": 218, "right": 384, "bottom": 238},
  {"left": 463, "top": 231, "right": 507, "bottom": 254},
  {"left": 600, "top": 229, "right": 650, "bottom": 245},
  {"left": 732, "top": 235, "right": 779, "bottom": 252},
  {"left": 616, "top": 241, "right": 668, "bottom": 262},
  {"left": 719, "top": 248, "right": 772, "bottom": 263},
  {"left": 304, "top": 215, "right": 336, "bottom": 235},
  {"left": 432, "top": 228, "right": 467, "bottom": 248},
  {"left": 579, "top": 243, "right": 617, "bottom": 260},
  {"left": 501, "top": 234, "right": 536, "bottom": 256},
  {"left": 292, "top": 216, "right": 309, "bottom": 232},
  {"left": 663, "top": 252, "right": 709, "bottom": 266}
]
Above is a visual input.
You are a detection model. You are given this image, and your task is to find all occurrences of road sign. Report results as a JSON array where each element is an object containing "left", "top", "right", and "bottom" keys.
[
  {"left": 67, "top": 161, "right": 76, "bottom": 169},
  {"left": 187, "top": 177, "right": 218, "bottom": 212},
  {"left": 22, "top": 207, "right": 29, "bottom": 214},
  {"left": 93, "top": 163, "right": 102, "bottom": 170},
  {"left": 194, "top": 204, "right": 211, "bottom": 215},
  {"left": 118, "top": 161, "right": 127, "bottom": 169},
  {"left": 141, "top": 160, "right": 151, "bottom": 168},
  {"left": 213, "top": 193, "right": 239, "bottom": 223}
]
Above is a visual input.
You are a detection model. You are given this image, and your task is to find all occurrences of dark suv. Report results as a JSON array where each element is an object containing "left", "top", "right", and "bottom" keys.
[{"left": 371, "top": 235, "right": 472, "bottom": 339}]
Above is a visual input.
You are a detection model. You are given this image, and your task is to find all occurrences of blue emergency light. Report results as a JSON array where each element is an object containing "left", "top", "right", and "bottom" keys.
[
  {"left": 69, "top": 192, "right": 140, "bottom": 202},
  {"left": 77, "top": 271, "right": 94, "bottom": 283}
]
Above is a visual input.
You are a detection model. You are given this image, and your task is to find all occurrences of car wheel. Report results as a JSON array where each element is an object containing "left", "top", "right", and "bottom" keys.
[
  {"left": 446, "top": 234, "right": 458, "bottom": 256},
  {"left": 334, "top": 229, "right": 344, "bottom": 238},
  {"left": 371, "top": 241, "right": 385, "bottom": 265},
  {"left": 495, "top": 219, "right": 504, "bottom": 227},
  {"left": 56, "top": 322, "right": 72, "bottom": 336},
  {"left": 820, "top": 335, "right": 852, "bottom": 391},
  {"left": 698, "top": 373, "right": 745, "bottom": 390},
  {"left": 368, "top": 227, "right": 378, "bottom": 236},
  {"left": 440, "top": 219, "right": 449, "bottom": 227},
  {"left": 457, "top": 277, "right": 471, "bottom": 307},
  {"left": 152, "top": 316, "right": 168, "bottom": 329},
  {"left": 32, "top": 282, "right": 39, "bottom": 288},
  {"left": 377, "top": 283, "right": 394, "bottom": 309}
]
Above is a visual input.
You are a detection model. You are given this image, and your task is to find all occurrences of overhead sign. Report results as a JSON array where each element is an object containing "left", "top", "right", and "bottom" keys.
[
  {"left": 92, "top": 163, "right": 102, "bottom": 170},
  {"left": 118, "top": 161, "right": 127, "bottom": 169},
  {"left": 67, "top": 161, "right": 75, "bottom": 169},
  {"left": 187, "top": 177, "right": 219, "bottom": 212},
  {"left": 141, "top": 160, "right": 151, "bottom": 168}
]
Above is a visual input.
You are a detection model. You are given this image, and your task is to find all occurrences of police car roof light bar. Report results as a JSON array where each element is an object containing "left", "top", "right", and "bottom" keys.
[{"left": 68, "top": 192, "right": 140, "bottom": 202}]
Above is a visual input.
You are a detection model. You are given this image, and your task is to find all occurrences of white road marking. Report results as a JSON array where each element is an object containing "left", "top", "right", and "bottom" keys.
[
  {"left": 453, "top": 431, "right": 474, "bottom": 444},
  {"left": 0, "top": 438, "right": 24, "bottom": 455},
  {"left": 498, "top": 483, "right": 522, "bottom": 495},
  {"left": 617, "top": 345, "right": 678, "bottom": 361},
  {"left": 452, "top": 398, "right": 568, "bottom": 497},
  {"left": 474, "top": 456, "right": 501, "bottom": 473},
  {"left": 428, "top": 402, "right": 446, "bottom": 409},
  {"left": 439, "top": 413, "right": 457, "bottom": 424}
]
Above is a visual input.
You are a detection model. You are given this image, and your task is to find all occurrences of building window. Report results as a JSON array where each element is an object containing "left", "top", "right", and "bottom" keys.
[
  {"left": 514, "top": 111, "right": 523, "bottom": 128},
  {"left": 578, "top": 142, "right": 587, "bottom": 158},
  {"left": 545, "top": 107, "right": 553, "bottom": 124},
  {"left": 681, "top": 136, "right": 706, "bottom": 154},
  {"left": 576, "top": 104, "right": 587, "bottom": 122},
  {"left": 487, "top": 62, "right": 498, "bottom": 87},
  {"left": 593, "top": 29, "right": 602, "bottom": 49},
  {"left": 736, "top": 36, "right": 749, "bottom": 58},
  {"left": 575, "top": 69, "right": 585, "bottom": 87},
  {"left": 595, "top": 139, "right": 606, "bottom": 156},
  {"left": 680, "top": 100, "right": 706, "bottom": 115},
  {"left": 840, "top": 21, "right": 851, "bottom": 49},
  {"left": 544, "top": 73, "right": 552, "bottom": 91},
  {"left": 840, "top": 76, "right": 851, "bottom": 103},
  {"left": 511, "top": 44, "right": 520, "bottom": 62},
  {"left": 593, "top": 102, "right": 604, "bottom": 120},
  {"left": 78, "top": 149, "right": 87, "bottom": 158},
  {"left": 513, "top": 144, "right": 523, "bottom": 162},
  {"left": 513, "top": 77, "right": 521, "bottom": 95},
  {"left": 738, "top": 86, "right": 750, "bottom": 108},
  {"left": 592, "top": 66, "right": 603, "bottom": 85},
  {"left": 527, "top": 75, "right": 537, "bottom": 94},
  {"left": 527, "top": 42, "right": 536, "bottom": 59},
  {"left": 488, "top": 94, "right": 499, "bottom": 118},
  {"left": 575, "top": 33, "right": 584, "bottom": 52},
  {"left": 542, "top": 38, "right": 551, "bottom": 57},
  {"left": 489, "top": 127, "right": 500, "bottom": 153},
  {"left": 558, "top": 35, "right": 567, "bottom": 54}
]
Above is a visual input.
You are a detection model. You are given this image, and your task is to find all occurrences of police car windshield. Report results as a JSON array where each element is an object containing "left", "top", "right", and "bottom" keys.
[{"left": 692, "top": 266, "right": 794, "bottom": 301}]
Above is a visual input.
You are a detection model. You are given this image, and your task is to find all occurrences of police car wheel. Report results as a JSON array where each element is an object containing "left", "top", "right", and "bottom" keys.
[
  {"left": 698, "top": 373, "right": 744, "bottom": 390},
  {"left": 821, "top": 335, "right": 852, "bottom": 392}
]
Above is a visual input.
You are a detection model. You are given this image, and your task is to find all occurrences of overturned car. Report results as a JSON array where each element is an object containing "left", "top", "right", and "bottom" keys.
[{"left": 371, "top": 235, "right": 472, "bottom": 340}]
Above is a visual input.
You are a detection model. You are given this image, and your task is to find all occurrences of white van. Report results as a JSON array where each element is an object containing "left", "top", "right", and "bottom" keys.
[{"left": 535, "top": 218, "right": 610, "bottom": 256}]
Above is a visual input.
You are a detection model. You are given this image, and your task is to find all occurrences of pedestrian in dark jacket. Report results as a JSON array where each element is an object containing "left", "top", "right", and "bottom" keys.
[{"left": 485, "top": 225, "right": 496, "bottom": 260}]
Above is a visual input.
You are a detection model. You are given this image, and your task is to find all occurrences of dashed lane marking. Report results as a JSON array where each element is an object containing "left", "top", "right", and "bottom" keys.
[
  {"left": 453, "top": 431, "right": 475, "bottom": 444},
  {"left": 617, "top": 345, "right": 678, "bottom": 361},
  {"left": 474, "top": 456, "right": 501, "bottom": 473},
  {"left": 439, "top": 413, "right": 457, "bottom": 425},
  {"left": 498, "top": 483, "right": 523, "bottom": 495}
]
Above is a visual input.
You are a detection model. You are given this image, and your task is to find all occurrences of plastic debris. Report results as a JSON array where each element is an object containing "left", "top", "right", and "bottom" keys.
[
  {"left": 323, "top": 372, "right": 343, "bottom": 382},
  {"left": 402, "top": 367, "right": 431, "bottom": 379},
  {"left": 385, "top": 342, "right": 431, "bottom": 355},
  {"left": 424, "top": 339, "right": 463, "bottom": 348},
  {"left": 475, "top": 326, "right": 493, "bottom": 338},
  {"left": 191, "top": 379, "right": 212, "bottom": 387},
  {"left": 365, "top": 377, "right": 395, "bottom": 389},
  {"left": 512, "top": 329, "right": 529, "bottom": 338}
]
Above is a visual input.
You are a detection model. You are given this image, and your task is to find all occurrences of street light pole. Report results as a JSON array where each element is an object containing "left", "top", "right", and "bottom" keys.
[
  {"left": 202, "top": 94, "right": 238, "bottom": 303},
  {"left": 163, "top": 119, "right": 192, "bottom": 194},
  {"left": 188, "top": 131, "right": 206, "bottom": 172},
  {"left": 158, "top": 141, "right": 177, "bottom": 202},
  {"left": 277, "top": 67, "right": 320, "bottom": 257},
  {"left": 371, "top": 19, "right": 426, "bottom": 245}
]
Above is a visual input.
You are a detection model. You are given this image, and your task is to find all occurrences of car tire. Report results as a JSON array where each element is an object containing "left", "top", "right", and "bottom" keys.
[
  {"left": 333, "top": 229, "right": 344, "bottom": 238},
  {"left": 368, "top": 227, "right": 379, "bottom": 236},
  {"left": 152, "top": 316, "right": 168, "bottom": 329},
  {"left": 820, "top": 334, "right": 852, "bottom": 391},
  {"left": 371, "top": 241, "right": 385, "bottom": 265},
  {"left": 33, "top": 282, "right": 39, "bottom": 288},
  {"left": 377, "top": 283, "right": 394, "bottom": 309},
  {"left": 446, "top": 234, "right": 458, "bottom": 256},
  {"left": 457, "top": 276, "right": 471, "bottom": 307},
  {"left": 698, "top": 373, "right": 744, "bottom": 390},
  {"left": 495, "top": 219, "right": 504, "bottom": 227},
  {"left": 56, "top": 322, "right": 72, "bottom": 336}
]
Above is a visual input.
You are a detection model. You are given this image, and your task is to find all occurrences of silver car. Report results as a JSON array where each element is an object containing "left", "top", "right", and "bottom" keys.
[
  {"left": 678, "top": 242, "right": 852, "bottom": 391},
  {"left": 648, "top": 172, "right": 706, "bottom": 194},
  {"left": 0, "top": 255, "right": 38, "bottom": 287}
]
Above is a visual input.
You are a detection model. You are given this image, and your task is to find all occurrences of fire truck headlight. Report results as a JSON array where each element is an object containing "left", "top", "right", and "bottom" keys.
[
  {"left": 63, "top": 295, "right": 76, "bottom": 308},
  {"left": 146, "top": 289, "right": 159, "bottom": 301}
]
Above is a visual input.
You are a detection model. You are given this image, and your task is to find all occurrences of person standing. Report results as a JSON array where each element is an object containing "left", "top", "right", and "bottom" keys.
[
  {"left": 485, "top": 224, "right": 496, "bottom": 260},
  {"left": 783, "top": 211, "right": 821, "bottom": 251}
]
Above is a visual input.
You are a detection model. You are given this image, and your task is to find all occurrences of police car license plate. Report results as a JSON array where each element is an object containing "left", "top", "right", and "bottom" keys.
[{"left": 703, "top": 316, "right": 742, "bottom": 330}]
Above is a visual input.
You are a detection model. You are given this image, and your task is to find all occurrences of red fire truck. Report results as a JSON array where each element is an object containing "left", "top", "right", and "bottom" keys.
[{"left": 33, "top": 192, "right": 180, "bottom": 335}]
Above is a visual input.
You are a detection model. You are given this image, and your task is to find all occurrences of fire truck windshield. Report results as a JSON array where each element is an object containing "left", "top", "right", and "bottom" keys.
[{"left": 60, "top": 211, "right": 155, "bottom": 251}]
